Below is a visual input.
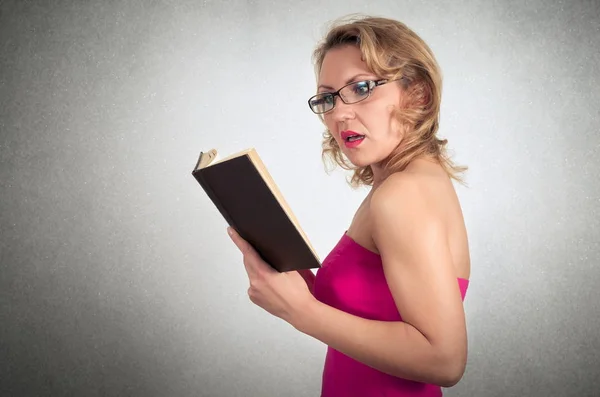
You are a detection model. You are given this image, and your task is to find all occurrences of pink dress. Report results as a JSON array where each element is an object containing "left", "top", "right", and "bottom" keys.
[{"left": 312, "top": 232, "right": 469, "bottom": 397}]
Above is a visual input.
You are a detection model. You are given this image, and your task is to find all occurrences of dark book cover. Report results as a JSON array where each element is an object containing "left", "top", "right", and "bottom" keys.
[{"left": 192, "top": 152, "right": 321, "bottom": 273}]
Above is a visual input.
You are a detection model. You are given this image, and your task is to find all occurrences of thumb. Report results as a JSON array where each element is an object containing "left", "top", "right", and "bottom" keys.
[{"left": 227, "top": 227, "right": 254, "bottom": 256}]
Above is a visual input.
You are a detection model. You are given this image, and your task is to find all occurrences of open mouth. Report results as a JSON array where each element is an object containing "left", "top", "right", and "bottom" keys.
[
  {"left": 341, "top": 130, "right": 365, "bottom": 143},
  {"left": 345, "top": 134, "right": 364, "bottom": 142}
]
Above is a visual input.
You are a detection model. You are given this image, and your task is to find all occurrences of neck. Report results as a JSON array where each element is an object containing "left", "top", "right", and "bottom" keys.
[
  {"left": 370, "top": 154, "right": 439, "bottom": 189},
  {"left": 370, "top": 163, "right": 387, "bottom": 189}
]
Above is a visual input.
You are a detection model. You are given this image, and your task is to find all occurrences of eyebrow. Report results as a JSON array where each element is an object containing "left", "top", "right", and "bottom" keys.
[{"left": 317, "top": 73, "right": 375, "bottom": 92}]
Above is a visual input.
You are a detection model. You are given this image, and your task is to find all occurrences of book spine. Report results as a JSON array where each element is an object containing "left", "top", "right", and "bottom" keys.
[{"left": 192, "top": 169, "right": 237, "bottom": 229}]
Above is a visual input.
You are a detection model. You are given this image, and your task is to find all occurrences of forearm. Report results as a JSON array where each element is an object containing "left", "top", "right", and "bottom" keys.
[{"left": 292, "top": 298, "right": 460, "bottom": 387}]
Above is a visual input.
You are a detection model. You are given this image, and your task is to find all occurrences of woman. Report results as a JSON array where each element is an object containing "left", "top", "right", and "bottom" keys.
[{"left": 227, "top": 14, "right": 471, "bottom": 397}]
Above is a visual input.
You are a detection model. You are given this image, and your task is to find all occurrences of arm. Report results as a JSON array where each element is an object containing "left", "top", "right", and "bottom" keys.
[{"left": 291, "top": 174, "right": 468, "bottom": 387}]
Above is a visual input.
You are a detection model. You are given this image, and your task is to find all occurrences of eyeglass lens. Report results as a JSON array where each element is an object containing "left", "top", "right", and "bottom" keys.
[{"left": 309, "top": 81, "right": 372, "bottom": 113}]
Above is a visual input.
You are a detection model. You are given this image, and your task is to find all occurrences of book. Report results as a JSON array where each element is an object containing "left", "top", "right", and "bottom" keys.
[{"left": 192, "top": 148, "right": 321, "bottom": 273}]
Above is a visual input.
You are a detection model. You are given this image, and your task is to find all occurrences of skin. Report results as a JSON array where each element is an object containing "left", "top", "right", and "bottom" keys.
[{"left": 227, "top": 44, "right": 471, "bottom": 388}]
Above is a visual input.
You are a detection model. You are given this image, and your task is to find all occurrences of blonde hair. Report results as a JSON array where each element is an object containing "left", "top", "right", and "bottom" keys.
[{"left": 312, "top": 14, "right": 468, "bottom": 187}]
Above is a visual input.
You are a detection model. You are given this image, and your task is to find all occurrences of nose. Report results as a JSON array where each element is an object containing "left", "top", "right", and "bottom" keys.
[{"left": 329, "top": 98, "right": 356, "bottom": 123}]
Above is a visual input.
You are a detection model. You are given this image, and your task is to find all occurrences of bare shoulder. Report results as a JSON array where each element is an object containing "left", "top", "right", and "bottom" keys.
[
  {"left": 368, "top": 168, "right": 468, "bottom": 367},
  {"left": 369, "top": 168, "right": 465, "bottom": 274},
  {"left": 369, "top": 169, "right": 444, "bottom": 232}
]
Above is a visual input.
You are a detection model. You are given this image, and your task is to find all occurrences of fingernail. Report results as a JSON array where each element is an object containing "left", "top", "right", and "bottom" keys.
[{"left": 227, "top": 227, "right": 233, "bottom": 236}]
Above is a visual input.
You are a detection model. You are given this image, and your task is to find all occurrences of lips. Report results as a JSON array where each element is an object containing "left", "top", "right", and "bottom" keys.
[
  {"left": 340, "top": 130, "right": 365, "bottom": 142},
  {"left": 340, "top": 130, "right": 365, "bottom": 148}
]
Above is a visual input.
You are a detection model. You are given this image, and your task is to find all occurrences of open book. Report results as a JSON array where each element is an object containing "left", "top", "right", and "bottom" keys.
[{"left": 192, "top": 148, "right": 321, "bottom": 272}]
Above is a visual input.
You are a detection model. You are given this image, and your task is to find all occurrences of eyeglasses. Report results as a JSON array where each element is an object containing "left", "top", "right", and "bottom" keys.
[{"left": 307, "top": 79, "right": 397, "bottom": 114}]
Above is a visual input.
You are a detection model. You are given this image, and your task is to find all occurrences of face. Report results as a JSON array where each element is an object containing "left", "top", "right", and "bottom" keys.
[{"left": 316, "top": 45, "right": 405, "bottom": 168}]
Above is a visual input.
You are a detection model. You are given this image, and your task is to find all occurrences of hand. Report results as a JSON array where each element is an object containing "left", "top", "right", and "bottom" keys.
[{"left": 227, "top": 227, "right": 316, "bottom": 326}]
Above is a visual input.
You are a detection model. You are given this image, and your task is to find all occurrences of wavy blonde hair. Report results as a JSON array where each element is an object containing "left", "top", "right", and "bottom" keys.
[{"left": 312, "top": 14, "right": 468, "bottom": 187}]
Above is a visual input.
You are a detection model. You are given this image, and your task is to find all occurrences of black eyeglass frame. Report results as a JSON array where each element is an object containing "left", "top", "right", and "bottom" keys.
[{"left": 307, "top": 78, "right": 399, "bottom": 114}]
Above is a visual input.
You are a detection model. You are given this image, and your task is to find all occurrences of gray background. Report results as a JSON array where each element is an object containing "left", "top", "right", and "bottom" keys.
[{"left": 1, "top": 0, "right": 599, "bottom": 396}]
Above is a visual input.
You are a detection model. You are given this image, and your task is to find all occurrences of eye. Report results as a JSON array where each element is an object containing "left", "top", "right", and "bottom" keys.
[
  {"left": 310, "top": 95, "right": 333, "bottom": 106},
  {"left": 309, "top": 94, "right": 335, "bottom": 113},
  {"left": 352, "top": 81, "right": 370, "bottom": 96}
]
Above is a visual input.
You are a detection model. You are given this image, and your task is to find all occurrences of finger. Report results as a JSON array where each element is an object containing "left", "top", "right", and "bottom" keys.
[
  {"left": 227, "top": 227, "right": 278, "bottom": 277},
  {"left": 242, "top": 254, "right": 259, "bottom": 278},
  {"left": 228, "top": 227, "right": 261, "bottom": 276},
  {"left": 227, "top": 227, "right": 254, "bottom": 256}
]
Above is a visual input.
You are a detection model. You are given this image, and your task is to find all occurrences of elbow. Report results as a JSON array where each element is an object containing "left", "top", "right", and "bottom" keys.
[
  {"left": 435, "top": 353, "right": 466, "bottom": 388},
  {"left": 437, "top": 367, "right": 464, "bottom": 388},
  {"left": 389, "top": 346, "right": 466, "bottom": 387},
  {"left": 390, "top": 353, "right": 465, "bottom": 388}
]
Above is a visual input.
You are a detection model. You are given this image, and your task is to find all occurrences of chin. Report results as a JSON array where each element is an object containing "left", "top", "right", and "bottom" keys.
[
  {"left": 336, "top": 140, "right": 375, "bottom": 168},
  {"left": 343, "top": 151, "right": 373, "bottom": 168}
]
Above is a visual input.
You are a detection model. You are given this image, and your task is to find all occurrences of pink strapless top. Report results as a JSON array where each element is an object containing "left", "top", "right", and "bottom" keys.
[{"left": 313, "top": 232, "right": 469, "bottom": 397}]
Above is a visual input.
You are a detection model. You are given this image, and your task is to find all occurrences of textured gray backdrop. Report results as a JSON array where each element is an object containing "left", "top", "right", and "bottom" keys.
[{"left": 1, "top": 1, "right": 599, "bottom": 396}]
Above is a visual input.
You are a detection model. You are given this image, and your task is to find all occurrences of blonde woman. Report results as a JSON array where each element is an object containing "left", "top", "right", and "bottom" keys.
[{"left": 228, "top": 14, "right": 471, "bottom": 397}]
